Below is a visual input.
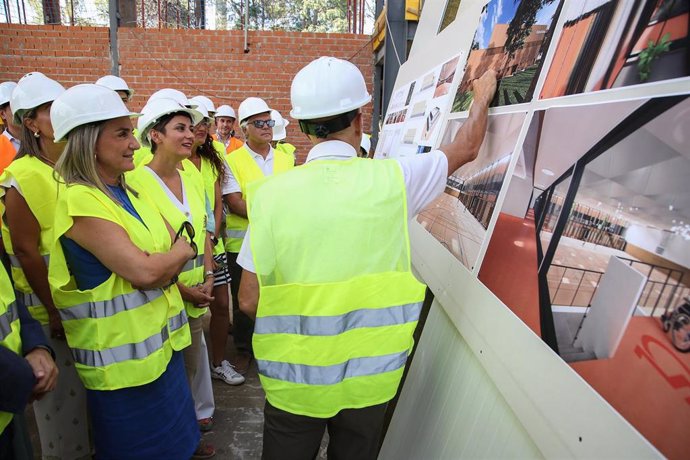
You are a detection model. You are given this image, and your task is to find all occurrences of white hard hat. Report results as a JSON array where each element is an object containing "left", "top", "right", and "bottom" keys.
[
  {"left": 95, "top": 75, "right": 134, "bottom": 99},
  {"left": 238, "top": 97, "right": 271, "bottom": 123},
  {"left": 290, "top": 57, "right": 371, "bottom": 120},
  {"left": 0, "top": 82, "right": 17, "bottom": 106},
  {"left": 191, "top": 95, "right": 216, "bottom": 115},
  {"left": 51, "top": 84, "right": 140, "bottom": 142},
  {"left": 360, "top": 134, "right": 371, "bottom": 155},
  {"left": 10, "top": 72, "right": 65, "bottom": 125},
  {"left": 147, "top": 88, "right": 198, "bottom": 109},
  {"left": 215, "top": 104, "right": 236, "bottom": 119},
  {"left": 194, "top": 103, "right": 210, "bottom": 120},
  {"left": 137, "top": 98, "right": 203, "bottom": 148},
  {"left": 271, "top": 109, "right": 289, "bottom": 141}
]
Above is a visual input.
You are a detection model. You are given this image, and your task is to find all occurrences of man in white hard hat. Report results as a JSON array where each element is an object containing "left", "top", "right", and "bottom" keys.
[
  {"left": 270, "top": 109, "right": 299, "bottom": 164},
  {"left": 0, "top": 82, "right": 20, "bottom": 171},
  {"left": 214, "top": 104, "right": 244, "bottom": 154},
  {"left": 221, "top": 97, "right": 295, "bottom": 374},
  {"left": 95, "top": 75, "right": 134, "bottom": 107},
  {"left": 236, "top": 56, "right": 497, "bottom": 459}
]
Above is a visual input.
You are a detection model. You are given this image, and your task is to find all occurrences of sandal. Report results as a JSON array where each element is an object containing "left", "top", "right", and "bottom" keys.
[
  {"left": 198, "top": 417, "right": 214, "bottom": 432},
  {"left": 192, "top": 441, "right": 216, "bottom": 459}
]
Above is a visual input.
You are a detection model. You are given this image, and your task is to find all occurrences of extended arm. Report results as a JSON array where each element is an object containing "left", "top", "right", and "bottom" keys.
[{"left": 439, "top": 70, "right": 497, "bottom": 175}]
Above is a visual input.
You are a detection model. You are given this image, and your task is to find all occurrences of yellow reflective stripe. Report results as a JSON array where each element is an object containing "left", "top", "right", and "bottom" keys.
[
  {"left": 168, "top": 309, "right": 188, "bottom": 332},
  {"left": 59, "top": 289, "right": 164, "bottom": 321},
  {"left": 181, "top": 254, "right": 205, "bottom": 274},
  {"left": 8, "top": 254, "right": 50, "bottom": 267},
  {"left": 224, "top": 229, "right": 246, "bottom": 239},
  {"left": 257, "top": 350, "right": 408, "bottom": 385},
  {"left": 254, "top": 302, "right": 421, "bottom": 336},
  {"left": 72, "top": 325, "right": 169, "bottom": 367},
  {"left": 16, "top": 291, "right": 41, "bottom": 308},
  {"left": 0, "top": 301, "right": 18, "bottom": 341}
]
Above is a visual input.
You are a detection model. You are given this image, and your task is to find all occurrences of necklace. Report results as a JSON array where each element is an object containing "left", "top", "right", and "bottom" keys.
[{"left": 38, "top": 154, "right": 56, "bottom": 167}]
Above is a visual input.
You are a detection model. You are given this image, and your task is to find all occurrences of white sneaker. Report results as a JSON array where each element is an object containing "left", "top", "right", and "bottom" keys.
[{"left": 211, "top": 360, "right": 245, "bottom": 385}]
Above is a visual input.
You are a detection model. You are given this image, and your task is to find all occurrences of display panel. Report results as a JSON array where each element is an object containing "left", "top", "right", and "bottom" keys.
[
  {"left": 541, "top": 0, "right": 690, "bottom": 99},
  {"left": 416, "top": 112, "right": 526, "bottom": 270},
  {"left": 452, "top": 0, "right": 563, "bottom": 112}
]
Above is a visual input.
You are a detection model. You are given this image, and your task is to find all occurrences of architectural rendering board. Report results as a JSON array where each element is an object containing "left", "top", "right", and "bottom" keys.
[
  {"left": 377, "top": 53, "right": 463, "bottom": 158},
  {"left": 380, "top": 0, "right": 690, "bottom": 457},
  {"left": 416, "top": 112, "right": 525, "bottom": 270},
  {"left": 452, "top": 0, "right": 563, "bottom": 112},
  {"left": 540, "top": 0, "right": 690, "bottom": 99}
]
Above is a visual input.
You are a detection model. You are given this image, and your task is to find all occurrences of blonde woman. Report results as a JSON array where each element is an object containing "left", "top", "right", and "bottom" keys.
[
  {"left": 48, "top": 84, "right": 200, "bottom": 459},
  {"left": 0, "top": 72, "right": 92, "bottom": 459}
]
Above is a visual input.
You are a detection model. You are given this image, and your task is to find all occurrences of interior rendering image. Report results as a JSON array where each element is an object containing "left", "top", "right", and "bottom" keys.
[{"left": 478, "top": 95, "right": 690, "bottom": 460}]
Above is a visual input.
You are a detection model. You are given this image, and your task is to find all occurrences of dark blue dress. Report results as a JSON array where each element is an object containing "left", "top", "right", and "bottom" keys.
[{"left": 60, "top": 185, "right": 199, "bottom": 459}]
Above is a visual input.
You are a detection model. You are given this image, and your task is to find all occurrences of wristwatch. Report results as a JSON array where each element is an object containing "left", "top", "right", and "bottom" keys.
[
  {"left": 204, "top": 270, "right": 215, "bottom": 279},
  {"left": 210, "top": 235, "right": 219, "bottom": 246}
]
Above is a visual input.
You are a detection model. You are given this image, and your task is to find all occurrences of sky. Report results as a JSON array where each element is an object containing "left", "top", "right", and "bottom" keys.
[{"left": 474, "top": 0, "right": 561, "bottom": 49}]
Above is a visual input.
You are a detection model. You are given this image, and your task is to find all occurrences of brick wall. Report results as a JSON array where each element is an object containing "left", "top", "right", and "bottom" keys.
[{"left": 0, "top": 24, "right": 373, "bottom": 155}]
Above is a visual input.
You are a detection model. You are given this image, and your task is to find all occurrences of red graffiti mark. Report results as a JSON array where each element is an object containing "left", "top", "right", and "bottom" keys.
[{"left": 634, "top": 335, "right": 690, "bottom": 405}]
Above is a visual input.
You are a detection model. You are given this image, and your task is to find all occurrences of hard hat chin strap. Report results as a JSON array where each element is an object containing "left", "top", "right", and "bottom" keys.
[{"left": 299, "top": 110, "right": 358, "bottom": 139}]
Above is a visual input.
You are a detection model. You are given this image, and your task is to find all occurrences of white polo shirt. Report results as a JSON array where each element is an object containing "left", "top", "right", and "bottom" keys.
[
  {"left": 237, "top": 139, "right": 448, "bottom": 273},
  {"left": 221, "top": 144, "right": 275, "bottom": 195}
]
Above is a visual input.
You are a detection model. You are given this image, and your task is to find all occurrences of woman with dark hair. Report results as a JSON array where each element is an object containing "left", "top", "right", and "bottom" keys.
[
  {"left": 0, "top": 72, "right": 93, "bottom": 459},
  {"left": 127, "top": 97, "right": 217, "bottom": 458},
  {"left": 186, "top": 105, "right": 244, "bottom": 388}
]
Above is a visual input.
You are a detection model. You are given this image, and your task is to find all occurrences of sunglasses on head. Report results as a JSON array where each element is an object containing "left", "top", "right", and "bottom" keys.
[{"left": 249, "top": 119, "right": 276, "bottom": 129}]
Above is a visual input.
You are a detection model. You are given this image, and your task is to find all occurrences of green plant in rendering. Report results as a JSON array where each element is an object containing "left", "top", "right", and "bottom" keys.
[{"left": 638, "top": 33, "right": 671, "bottom": 82}]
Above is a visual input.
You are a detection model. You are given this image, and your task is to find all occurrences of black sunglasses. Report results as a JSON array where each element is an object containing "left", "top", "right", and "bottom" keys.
[
  {"left": 174, "top": 221, "right": 198, "bottom": 259},
  {"left": 249, "top": 119, "right": 276, "bottom": 129}
]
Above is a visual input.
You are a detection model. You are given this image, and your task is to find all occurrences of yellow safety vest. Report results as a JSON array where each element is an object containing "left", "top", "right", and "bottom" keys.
[
  {"left": 224, "top": 146, "right": 294, "bottom": 252},
  {"left": 274, "top": 142, "right": 296, "bottom": 158},
  {"left": 48, "top": 183, "right": 191, "bottom": 391},
  {"left": 127, "top": 166, "right": 208, "bottom": 318},
  {"left": 0, "top": 264, "right": 22, "bottom": 433},
  {"left": 182, "top": 146, "right": 226, "bottom": 256},
  {"left": 246, "top": 158, "right": 426, "bottom": 418},
  {"left": 132, "top": 129, "right": 153, "bottom": 168},
  {"left": 0, "top": 156, "right": 57, "bottom": 324}
]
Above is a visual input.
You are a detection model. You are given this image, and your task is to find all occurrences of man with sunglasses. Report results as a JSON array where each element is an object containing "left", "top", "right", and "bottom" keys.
[{"left": 221, "top": 97, "right": 295, "bottom": 375}]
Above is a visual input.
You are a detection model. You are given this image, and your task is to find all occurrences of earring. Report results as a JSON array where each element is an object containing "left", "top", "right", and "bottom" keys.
[{"left": 33, "top": 131, "right": 40, "bottom": 138}]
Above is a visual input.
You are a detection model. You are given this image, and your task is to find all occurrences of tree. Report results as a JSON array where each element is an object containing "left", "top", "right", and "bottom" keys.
[{"left": 503, "top": 0, "right": 555, "bottom": 57}]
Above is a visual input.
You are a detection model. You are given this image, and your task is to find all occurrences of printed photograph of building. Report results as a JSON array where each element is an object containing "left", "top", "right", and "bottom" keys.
[
  {"left": 541, "top": 0, "right": 689, "bottom": 99},
  {"left": 452, "top": 0, "right": 562, "bottom": 112}
]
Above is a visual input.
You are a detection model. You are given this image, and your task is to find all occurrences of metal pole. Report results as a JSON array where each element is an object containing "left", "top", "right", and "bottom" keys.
[
  {"left": 109, "top": 0, "right": 120, "bottom": 76},
  {"left": 243, "top": 0, "right": 249, "bottom": 52}
]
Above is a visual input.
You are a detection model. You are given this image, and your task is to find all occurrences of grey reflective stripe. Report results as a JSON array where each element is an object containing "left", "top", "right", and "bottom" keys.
[
  {"left": 168, "top": 309, "right": 189, "bottom": 332},
  {"left": 72, "top": 325, "right": 169, "bottom": 368},
  {"left": 225, "top": 229, "right": 246, "bottom": 239},
  {"left": 181, "top": 254, "right": 205, "bottom": 273},
  {"left": 8, "top": 254, "right": 50, "bottom": 268},
  {"left": 17, "top": 291, "right": 42, "bottom": 308},
  {"left": 0, "top": 302, "right": 19, "bottom": 340},
  {"left": 257, "top": 350, "right": 408, "bottom": 385},
  {"left": 254, "top": 302, "right": 422, "bottom": 336},
  {"left": 59, "top": 289, "right": 164, "bottom": 322}
]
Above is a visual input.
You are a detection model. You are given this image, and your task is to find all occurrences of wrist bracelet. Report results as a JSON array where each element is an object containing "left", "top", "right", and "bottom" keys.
[{"left": 204, "top": 270, "right": 214, "bottom": 279}]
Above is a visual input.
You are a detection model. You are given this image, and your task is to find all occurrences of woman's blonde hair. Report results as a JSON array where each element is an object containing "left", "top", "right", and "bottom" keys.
[{"left": 55, "top": 122, "right": 132, "bottom": 201}]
